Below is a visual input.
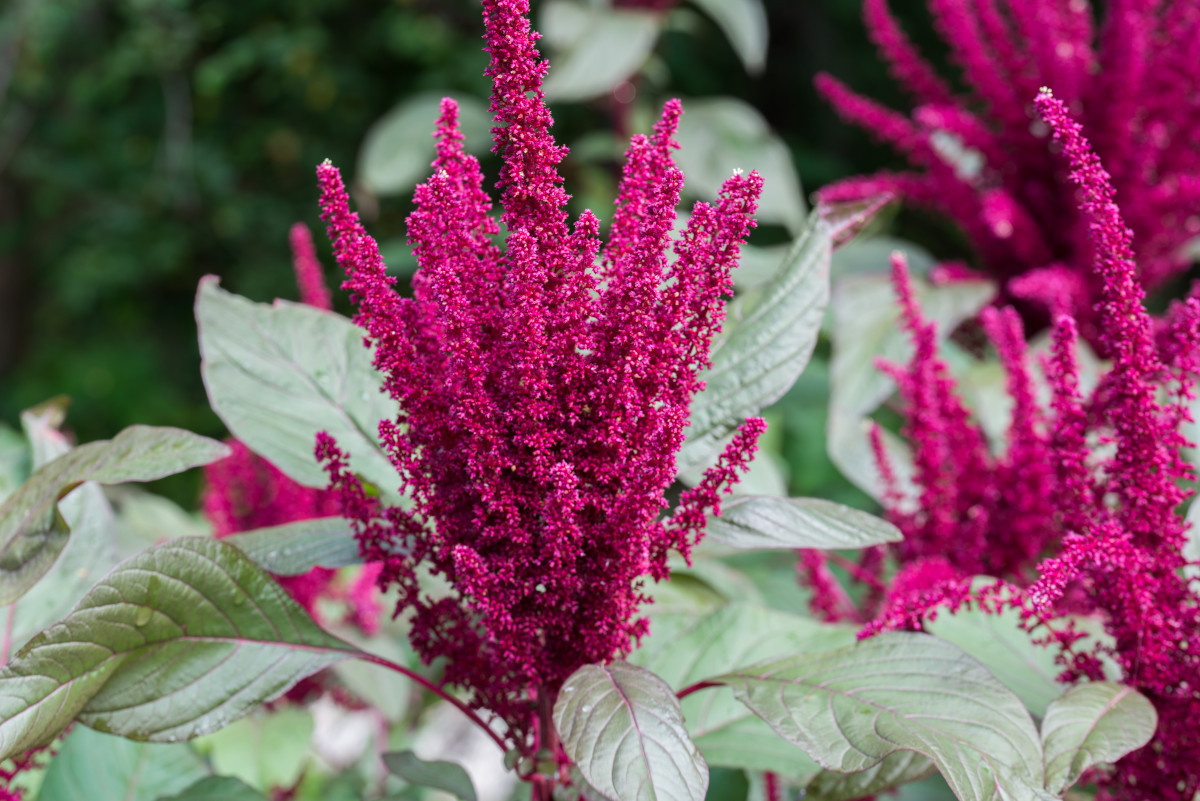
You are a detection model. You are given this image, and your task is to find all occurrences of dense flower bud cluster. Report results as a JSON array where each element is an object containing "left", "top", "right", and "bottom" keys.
[
  {"left": 315, "top": 0, "right": 763, "bottom": 745},
  {"left": 804, "top": 90, "right": 1200, "bottom": 800},
  {"left": 818, "top": 0, "right": 1200, "bottom": 348}
]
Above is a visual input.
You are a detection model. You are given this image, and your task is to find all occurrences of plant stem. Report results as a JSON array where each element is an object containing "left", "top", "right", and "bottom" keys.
[
  {"left": 676, "top": 679, "right": 721, "bottom": 700},
  {"left": 359, "top": 652, "right": 509, "bottom": 752}
]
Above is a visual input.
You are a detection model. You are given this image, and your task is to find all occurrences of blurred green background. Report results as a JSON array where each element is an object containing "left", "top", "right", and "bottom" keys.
[{"left": 0, "top": 0, "right": 944, "bottom": 504}]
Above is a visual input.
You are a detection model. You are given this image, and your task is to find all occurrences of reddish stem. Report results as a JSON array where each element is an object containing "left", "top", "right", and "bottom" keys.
[
  {"left": 359, "top": 652, "right": 509, "bottom": 752},
  {"left": 676, "top": 680, "right": 721, "bottom": 700}
]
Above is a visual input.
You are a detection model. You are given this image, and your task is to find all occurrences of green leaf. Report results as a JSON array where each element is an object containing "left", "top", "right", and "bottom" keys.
[
  {"left": 630, "top": 603, "right": 854, "bottom": 779},
  {"left": 688, "top": 0, "right": 768, "bottom": 74},
  {"left": 673, "top": 97, "right": 806, "bottom": 234},
  {"left": 1040, "top": 682, "right": 1157, "bottom": 795},
  {"left": 3, "top": 404, "right": 121, "bottom": 660},
  {"left": 925, "top": 601, "right": 1063, "bottom": 719},
  {"left": 196, "top": 276, "right": 399, "bottom": 493},
  {"left": 704, "top": 495, "right": 901, "bottom": 551},
  {"left": 540, "top": 2, "right": 660, "bottom": 102},
  {"left": 382, "top": 750, "right": 478, "bottom": 801},
  {"left": 358, "top": 91, "right": 492, "bottom": 198},
  {"left": 0, "top": 425, "right": 228, "bottom": 605},
  {"left": 0, "top": 537, "right": 361, "bottom": 761},
  {"left": 555, "top": 660, "right": 709, "bottom": 801},
  {"left": 193, "top": 707, "right": 314, "bottom": 793},
  {"left": 803, "top": 752, "right": 934, "bottom": 801},
  {"left": 223, "top": 517, "right": 363, "bottom": 575},
  {"left": 37, "top": 727, "right": 209, "bottom": 801},
  {"left": 678, "top": 211, "right": 830, "bottom": 473},
  {"left": 156, "top": 776, "right": 268, "bottom": 801},
  {"left": 716, "top": 632, "right": 1046, "bottom": 801}
]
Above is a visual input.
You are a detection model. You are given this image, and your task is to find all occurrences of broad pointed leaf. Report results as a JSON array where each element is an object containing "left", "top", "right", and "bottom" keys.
[
  {"left": 631, "top": 602, "right": 854, "bottom": 779},
  {"left": 223, "top": 517, "right": 364, "bottom": 575},
  {"left": 196, "top": 276, "right": 398, "bottom": 493},
  {"left": 716, "top": 632, "right": 1046, "bottom": 801},
  {"left": 540, "top": 3, "right": 660, "bottom": 102},
  {"left": 1040, "top": 682, "right": 1156, "bottom": 795},
  {"left": 0, "top": 537, "right": 360, "bottom": 761},
  {"left": 383, "top": 750, "right": 478, "bottom": 801},
  {"left": 926, "top": 601, "right": 1063, "bottom": 718},
  {"left": 555, "top": 660, "right": 709, "bottom": 801},
  {"left": 0, "top": 425, "right": 227, "bottom": 605},
  {"left": 704, "top": 495, "right": 901, "bottom": 551},
  {"left": 679, "top": 211, "right": 830, "bottom": 472},
  {"left": 37, "top": 726, "right": 209, "bottom": 801}
]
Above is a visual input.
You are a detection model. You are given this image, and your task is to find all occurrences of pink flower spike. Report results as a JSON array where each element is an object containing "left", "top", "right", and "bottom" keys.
[{"left": 289, "top": 222, "right": 332, "bottom": 311}]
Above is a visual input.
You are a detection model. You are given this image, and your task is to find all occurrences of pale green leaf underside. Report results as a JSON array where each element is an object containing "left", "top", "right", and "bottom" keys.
[
  {"left": 0, "top": 425, "right": 228, "bottom": 605},
  {"left": 1040, "top": 682, "right": 1156, "bottom": 795},
  {"left": 222, "top": 517, "right": 364, "bottom": 575},
  {"left": 0, "top": 538, "right": 360, "bottom": 762},
  {"left": 716, "top": 632, "right": 1045, "bottom": 801},
  {"left": 679, "top": 210, "right": 830, "bottom": 473},
  {"left": 196, "top": 277, "right": 398, "bottom": 494},
  {"left": 155, "top": 776, "right": 269, "bottom": 801},
  {"left": 37, "top": 726, "right": 209, "bottom": 801},
  {"left": 704, "top": 495, "right": 901, "bottom": 551},
  {"left": 555, "top": 660, "right": 709, "bottom": 801}
]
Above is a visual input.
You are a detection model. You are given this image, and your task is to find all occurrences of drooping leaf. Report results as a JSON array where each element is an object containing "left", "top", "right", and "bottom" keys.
[
  {"left": 925, "top": 600, "right": 1063, "bottom": 719},
  {"left": 1040, "top": 682, "right": 1157, "bottom": 795},
  {"left": 383, "top": 750, "right": 478, "bottom": 801},
  {"left": 223, "top": 517, "right": 364, "bottom": 575},
  {"left": 0, "top": 425, "right": 228, "bottom": 605},
  {"left": 716, "top": 632, "right": 1046, "bottom": 801},
  {"left": 0, "top": 537, "right": 360, "bottom": 761},
  {"left": 155, "top": 776, "right": 268, "bottom": 801},
  {"left": 688, "top": 0, "right": 768, "bottom": 74},
  {"left": 37, "top": 726, "right": 208, "bottom": 801},
  {"left": 358, "top": 91, "right": 492, "bottom": 198},
  {"left": 540, "top": 2, "right": 660, "bottom": 102},
  {"left": 679, "top": 210, "right": 830, "bottom": 473},
  {"left": 555, "top": 660, "right": 709, "bottom": 801},
  {"left": 195, "top": 276, "right": 399, "bottom": 493},
  {"left": 704, "top": 495, "right": 901, "bottom": 551},
  {"left": 630, "top": 603, "right": 854, "bottom": 779},
  {"left": 803, "top": 751, "right": 934, "bottom": 801}
]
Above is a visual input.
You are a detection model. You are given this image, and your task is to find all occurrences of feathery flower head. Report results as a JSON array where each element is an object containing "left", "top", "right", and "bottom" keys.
[
  {"left": 315, "top": 0, "right": 763, "bottom": 746},
  {"left": 819, "top": 90, "right": 1200, "bottom": 799},
  {"left": 818, "top": 0, "right": 1200, "bottom": 347}
]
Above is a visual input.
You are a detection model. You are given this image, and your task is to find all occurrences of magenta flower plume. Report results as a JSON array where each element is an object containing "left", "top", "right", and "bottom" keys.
[
  {"left": 823, "top": 92, "right": 1200, "bottom": 799},
  {"left": 818, "top": 0, "right": 1200, "bottom": 347},
  {"left": 314, "top": 0, "right": 763, "bottom": 747},
  {"left": 289, "top": 222, "right": 333, "bottom": 311}
]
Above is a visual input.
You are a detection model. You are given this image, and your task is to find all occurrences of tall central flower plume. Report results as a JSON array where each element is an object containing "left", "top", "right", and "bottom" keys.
[{"left": 315, "top": 0, "right": 763, "bottom": 745}]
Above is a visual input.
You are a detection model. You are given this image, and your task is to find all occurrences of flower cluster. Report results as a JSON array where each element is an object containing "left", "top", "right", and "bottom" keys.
[
  {"left": 805, "top": 90, "right": 1200, "bottom": 799},
  {"left": 315, "top": 0, "right": 763, "bottom": 747},
  {"left": 0, "top": 743, "right": 54, "bottom": 801},
  {"left": 817, "top": 0, "right": 1200, "bottom": 347},
  {"left": 202, "top": 225, "right": 380, "bottom": 636}
]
